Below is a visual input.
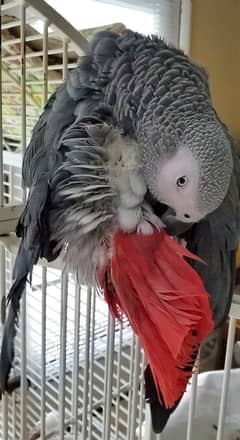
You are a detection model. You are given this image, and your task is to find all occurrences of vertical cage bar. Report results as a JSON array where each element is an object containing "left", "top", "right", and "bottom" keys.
[
  {"left": 9, "top": 166, "right": 14, "bottom": 204},
  {"left": 103, "top": 317, "right": 110, "bottom": 437},
  {"left": 20, "top": 2, "right": 26, "bottom": 157},
  {"left": 72, "top": 282, "right": 81, "bottom": 439},
  {"left": 179, "top": 0, "right": 192, "bottom": 55},
  {"left": 130, "top": 336, "right": 141, "bottom": 439},
  {"left": 89, "top": 289, "right": 96, "bottom": 437},
  {"left": 103, "top": 314, "right": 115, "bottom": 440},
  {"left": 11, "top": 390, "right": 17, "bottom": 440},
  {"left": 10, "top": 252, "right": 16, "bottom": 439},
  {"left": 41, "top": 267, "right": 47, "bottom": 439},
  {"left": 216, "top": 317, "right": 237, "bottom": 440},
  {"left": 0, "top": 244, "right": 8, "bottom": 439},
  {"left": 20, "top": 290, "right": 27, "bottom": 439},
  {"left": 126, "top": 333, "right": 135, "bottom": 440},
  {"left": 138, "top": 351, "right": 146, "bottom": 440},
  {"left": 115, "top": 322, "right": 123, "bottom": 439},
  {"left": 0, "top": 3, "right": 4, "bottom": 207},
  {"left": 2, "top": 394, "right": 8, "bottom": 440},
  {"left": 20, "top": 4, "right": 27, "bottom": 437},
  {"left": 43, "top": 20, "right": 48, "bottom": 106},
  {"left": 59, "top": 272, "right": 68, "bottom": 440},
  {"left": 62, "top": 40, "right": 68, "bottom": 81},
  {"left": 144, "top": 405, "right": 159, "bottom": 440},
  {"left": 11, "top": 391, "right": 17, "bottom": 440},
  {"left": 186, "top": 352, "right": 200, "bottom": 440},
  {"left": 144, "top": 405, "right": 151, "bottom": 440},
  {"left": 82, "top": 287, "right": 92, "bottom": 439}
]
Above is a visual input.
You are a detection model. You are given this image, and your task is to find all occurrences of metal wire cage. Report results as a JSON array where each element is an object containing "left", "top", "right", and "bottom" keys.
[
  {"left": 1, "top": 250, "right": 147, "bottom": 439},
  {"left": 0, "top": 1, "right": 240, "bottom": 439}
]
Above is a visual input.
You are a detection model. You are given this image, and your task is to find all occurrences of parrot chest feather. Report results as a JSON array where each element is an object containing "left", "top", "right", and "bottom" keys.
[{"left": 50, "top": 118, "right": 163, "bottom": 284}]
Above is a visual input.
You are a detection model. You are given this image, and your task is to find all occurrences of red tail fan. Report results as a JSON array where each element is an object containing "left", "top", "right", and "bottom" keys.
[{"left": 99, "top": 228, "right": 213, "bottom": 408}]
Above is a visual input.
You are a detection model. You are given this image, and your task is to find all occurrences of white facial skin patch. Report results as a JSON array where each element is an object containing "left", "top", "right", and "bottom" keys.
[{"left": 156, "top": 147, "right": 204, "bottom": 223}]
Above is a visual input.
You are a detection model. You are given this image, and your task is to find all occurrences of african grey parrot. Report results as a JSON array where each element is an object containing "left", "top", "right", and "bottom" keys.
[{"left": 0, "top": 30, "right": 240, "bottom": 433}]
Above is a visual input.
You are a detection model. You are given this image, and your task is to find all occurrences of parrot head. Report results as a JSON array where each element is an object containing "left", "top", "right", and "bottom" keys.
[{"left": 139, "top": 113, "right": 233, "bottom": 225}]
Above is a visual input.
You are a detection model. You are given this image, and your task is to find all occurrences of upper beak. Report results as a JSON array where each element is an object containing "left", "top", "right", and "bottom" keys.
[{"left": 161, "top": 207, "right": 193, "bottom": 236}]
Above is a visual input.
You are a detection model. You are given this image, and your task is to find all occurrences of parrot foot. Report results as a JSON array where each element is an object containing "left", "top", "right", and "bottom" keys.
[
  {"left": 137, "top": 203, "right": 165, "bottom": 235},
  {"left": 137, "top": 218, "right": 154, "bottom": 235}
]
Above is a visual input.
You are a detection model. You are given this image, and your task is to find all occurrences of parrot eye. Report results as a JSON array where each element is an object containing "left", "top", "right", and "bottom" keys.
[{"left": 176, "top": 176, "right": 188, "bottom": 187}]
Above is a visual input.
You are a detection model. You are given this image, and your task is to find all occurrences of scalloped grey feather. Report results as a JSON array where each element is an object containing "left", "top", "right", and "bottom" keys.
[{"left": 0, "top": 30, "right": 240, "bottom": 427}]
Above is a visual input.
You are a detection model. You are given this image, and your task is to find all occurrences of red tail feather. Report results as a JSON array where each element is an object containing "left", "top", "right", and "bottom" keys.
[{"left": 99, "top": 229, "right": 213, "bottom": 408}]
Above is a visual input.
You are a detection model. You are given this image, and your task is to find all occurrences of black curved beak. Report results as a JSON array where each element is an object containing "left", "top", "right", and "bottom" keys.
[
  {"left": 162, "top": 207, "right": 193, "bottom": 236},
  {"left": 144, "top": 192, "right": 194, "bottom": 237}
]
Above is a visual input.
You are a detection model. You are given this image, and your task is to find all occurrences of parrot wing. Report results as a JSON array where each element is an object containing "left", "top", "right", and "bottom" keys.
[
  {"left": 0, "top": 87, "right": 77, "bottom": 390},
  {"left": 0, "top": 98, "right": 54, "bottom": 390},
  {"left": 0, "top": 99, "right": 126, "bottom": 389},
  {"left": 185, "top": 148, "right": 240, "bottom": 327},
  {"left": 22, "top": 91, "right": 56, "bottom": 188}
]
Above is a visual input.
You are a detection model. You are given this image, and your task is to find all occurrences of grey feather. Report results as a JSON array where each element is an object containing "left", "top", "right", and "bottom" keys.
[
  {"left": 185, "top": 147, "right": 240, "bottom": 327},
  {"left": 49, "top": 118, "right": 118, "bottom": 281},
  {"left": 0, "top": 29, "right": 239, "bottom": 413},
  {"left": 0, "top": 85, "right": 77, "bottom": 389}
]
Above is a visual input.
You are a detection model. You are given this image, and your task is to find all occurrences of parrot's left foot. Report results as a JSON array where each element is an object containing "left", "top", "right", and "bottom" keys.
[
  {"left": 114, "top": 138, "right": 165, "bottom": 235},
  {"left": 137, "top": 203, "right": 165, "bottom": 235}
]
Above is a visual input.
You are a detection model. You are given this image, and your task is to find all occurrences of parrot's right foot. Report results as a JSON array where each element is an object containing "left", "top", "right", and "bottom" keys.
[
  {"left": 137, "top": 203, "right": 165, "bottom": 235},
  {"left": 118, "top": 203, "right": 165, "bottom": 235}
]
